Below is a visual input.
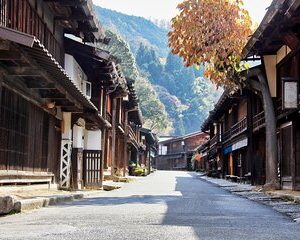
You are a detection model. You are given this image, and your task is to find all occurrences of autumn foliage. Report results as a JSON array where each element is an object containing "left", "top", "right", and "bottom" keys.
[{"left": 168, "top": 0, "right": 253, "bottom": 87}]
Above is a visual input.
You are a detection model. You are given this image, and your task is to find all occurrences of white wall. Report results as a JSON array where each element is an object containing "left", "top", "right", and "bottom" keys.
[
  {"left": 73, "top": 125, "right": 84, "bottom": 149},
  {"left": 64, "top": 54, "right": 87, "bottom": 88},
  {"left": 84, "top": 130, "right": 102, "bottom": 151}
]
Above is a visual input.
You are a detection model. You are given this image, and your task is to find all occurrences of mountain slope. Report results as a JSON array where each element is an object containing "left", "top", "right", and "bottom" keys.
[
  {"left": 95, "top": 6, "right": 168, "bottom": 57},
  {"left": 95, "top": 6, "right": 222, "bottom": 135}
]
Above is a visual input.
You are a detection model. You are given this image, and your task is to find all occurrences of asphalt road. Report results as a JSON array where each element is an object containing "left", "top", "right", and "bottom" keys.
[{"left": 1, "top": 171, "right": 300, "bottom": 240}]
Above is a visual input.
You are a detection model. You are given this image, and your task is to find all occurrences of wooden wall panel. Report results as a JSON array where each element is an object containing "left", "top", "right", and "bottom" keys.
[{"left": 0, "top": 87, "right": 59, "bottom": 175}]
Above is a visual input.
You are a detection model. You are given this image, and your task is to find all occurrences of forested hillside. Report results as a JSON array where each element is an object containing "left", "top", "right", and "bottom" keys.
[
  {"left": 95, "top": 7, "right": 168, "bottom": 57},
  {"left": 95, "top": 6, "right": 222, "bottom": 135}
]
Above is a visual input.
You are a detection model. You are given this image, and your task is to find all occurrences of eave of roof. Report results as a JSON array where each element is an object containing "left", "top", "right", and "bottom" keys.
[{"left": 242, "top": 0, "right": 300, "bottom": 58}]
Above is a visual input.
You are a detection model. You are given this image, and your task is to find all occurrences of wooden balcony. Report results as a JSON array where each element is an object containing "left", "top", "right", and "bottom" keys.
[
  {"left": 128, "top": 125, "right": 137, "bottom": 141},
  {"left": 222, "top": 117, "right": 247, "bottom": 142},
  {"left": 253, "top": 111, "right": 265, "bottom": 132},
  {"left": 0, "top": 0, "right": 63, "bottom": 64},
  {"left": 127, "top": 124, "right": 139, "bottom": 149}
]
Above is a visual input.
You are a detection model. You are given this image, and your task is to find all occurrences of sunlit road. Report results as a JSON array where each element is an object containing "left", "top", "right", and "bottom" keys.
[{"left": 1, "top": 171, "right": 300, "bottom": 240}]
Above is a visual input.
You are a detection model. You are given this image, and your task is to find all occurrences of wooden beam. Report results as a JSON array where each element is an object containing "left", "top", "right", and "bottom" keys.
[
  {"left": 7, "top": 67, "right": 42, "bottom": 77},
  {"left": 55, "top": 15, "right": 93, "bottom": 21},
  {"left": 26, "top": 82, "right": 56, "bottom": 90},
  {"left": 44, "top": 0, "right": 87, "bottom": 7},
  {"left": 66, "top": 27, "right": 98, "bottom": 34},
  {"left": 282, "top": 31, "right": 300, "bottom": 50},
  {"left": 0, "top": 50, "right": 22, "bottom": 60},
  {"left": 40, "top": 91, "right": 66, "bottom": 99}
]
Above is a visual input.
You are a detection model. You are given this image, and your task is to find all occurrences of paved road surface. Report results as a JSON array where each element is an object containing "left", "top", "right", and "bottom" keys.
[{"left": 1, "top": 171, "right": 300, "bottom": 240}]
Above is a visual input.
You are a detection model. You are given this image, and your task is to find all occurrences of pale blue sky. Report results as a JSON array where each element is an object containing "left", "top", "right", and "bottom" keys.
[{"left": 93, "top": 0, "right": 273, "bottom": 24}]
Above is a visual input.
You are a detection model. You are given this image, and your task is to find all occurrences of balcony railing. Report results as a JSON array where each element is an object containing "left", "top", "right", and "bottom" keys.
[
  {"left": 106, "top": 111, "right": 112, "bottom": 123},
  {"left": 0, "top": 0, "right": 63, "bottom": 64},
  {"left": 127, "top": 125, "right": 137, "bottom": 142},
  {"left": 222, "top": 117, "right": 247, "bottom": 142},
  {"left": 210, "top": 134, "right": 220, "bottom": 147},
  {"left": 253, "top": 111, "right": 265, "bottom": 131}
]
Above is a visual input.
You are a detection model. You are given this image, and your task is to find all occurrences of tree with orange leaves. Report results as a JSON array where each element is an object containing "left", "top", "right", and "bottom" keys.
[
  {"left": 169, "top": 0, "right": 280, "bottom": 190},
  {"left": 168, "top": 0, "right": 252, "bottom": 88}
]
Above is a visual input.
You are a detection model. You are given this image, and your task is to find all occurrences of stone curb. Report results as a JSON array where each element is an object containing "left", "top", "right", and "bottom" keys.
[
  {"left": 198, "top": 174, "right": 300, "bottom": 222},
  {"left": 267, "top": 192, "right": 300, "bottom": 204},
  {"left": 16, "top": 193, "right": 85, "bottom": 212}
]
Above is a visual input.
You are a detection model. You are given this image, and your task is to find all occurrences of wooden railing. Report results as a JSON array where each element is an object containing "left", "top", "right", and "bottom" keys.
[
  {"left": 210, "top": 134, "right": 220, "bottom": 147},
  {"left": 127, "top": 124, "right": 137, "bottom": 142},
  {"left": 0, "top": 0, "right": 63, "bottom": 64},
  {"left": 222, "top": 117, "right": 247, "bottom": 142},
  {"left": 106, "top": 111, "right": 112, "bottom": 123},
  {"left": 222, "top": 129, "right": 231, "bottom": 142},
  {"left": 253, "top": 111, "right": 265, "bottom": 131}
]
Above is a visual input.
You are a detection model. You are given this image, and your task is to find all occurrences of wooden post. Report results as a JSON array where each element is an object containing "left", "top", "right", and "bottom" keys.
[
  {"left": 111, "top": 97, "right": 117, "bottom": 176},
  {"left": 247, "top": 92, "right": 254, "bottom": 184},
  {"left": 100, "top": 88, "right": 107, "bottom": 184},
  {"left": 148, "top": 145, "right": 151, "bottom": 175},
  {"left": 123, "top": 111, "right": 128, "bottom": 176}
]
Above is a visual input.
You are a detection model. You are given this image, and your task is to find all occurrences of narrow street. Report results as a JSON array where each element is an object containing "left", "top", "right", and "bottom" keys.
[{"left": 1, "top": 171, "right": 300, "bottom": 240}]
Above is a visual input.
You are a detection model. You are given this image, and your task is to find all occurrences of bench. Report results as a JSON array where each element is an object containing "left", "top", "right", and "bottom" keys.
[
  {"left": 225, "top": 175, "right": 239, "bottom": 182},
  {"left": 0, "top": 170, "right": 54, "bottom": 187}
]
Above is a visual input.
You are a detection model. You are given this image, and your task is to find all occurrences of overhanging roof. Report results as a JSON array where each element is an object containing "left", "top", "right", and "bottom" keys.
[
  {"left": 0, "top": 26, "right": 98, "bottom": 112},
  {"left": 242, "top": 0, "right": 300, "bottom": 58}
]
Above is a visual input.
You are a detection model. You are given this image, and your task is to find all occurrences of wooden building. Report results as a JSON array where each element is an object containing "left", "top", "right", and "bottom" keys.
[
  {"left": 156, "top": 131, "right": 208, "bottom": 171},
  {"left": 140, "top": 128, "right": 158, "bottom": 173},
  {"left": 0, "top": 0, "right": 108, "bottom": 189},
  {"left": 242, "top": 0, "right": 300, "bottom": 190},
  {"left": 100, "top": 76, "right": 145, "bottom": 178},
  {"left": 200, "top": 0, "right": 300, "bottom": 189},
  {"left": 0, "top": 0, "right": 146, "bottom": 190},
  {"left": 201, "top": 89, "right": 256, "bottom": 182}
]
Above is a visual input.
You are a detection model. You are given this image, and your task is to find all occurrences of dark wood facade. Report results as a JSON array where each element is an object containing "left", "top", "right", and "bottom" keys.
[
  {"left": 200, "top": 0, "right": 300, "bottom": 189},
  {"left": 201, "top": 90, "right": 254, "bottom": 181},
  {"left": 157, "top": 132, "right": 208, "bottom": 171},
  {"left": 0, "top": 0, "right": 107, "bottom": 188}
]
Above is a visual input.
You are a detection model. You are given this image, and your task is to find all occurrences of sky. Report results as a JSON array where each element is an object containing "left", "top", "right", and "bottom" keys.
[{"left": 93, "top": 0, "right": 273, "bottom": 25}]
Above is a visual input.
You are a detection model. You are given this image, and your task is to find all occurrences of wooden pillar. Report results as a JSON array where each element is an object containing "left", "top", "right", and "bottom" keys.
[
  {"left": 100, "top": 89, "right": 107, "bottom": 183},
  {"left": 123, "top": 111, "right": 128, "bottom": 176},
  {"left": 247, "top": 92, "right": 254, "bottom": 184},
  {"left": 148, "top": 145, "right": 151, "bottom": 175},
  {"left": 229, "top": 153, "right": 233, "bottom": 175},
  {"left": 111, "top": 97, "right": 117, "bottom": 176}
]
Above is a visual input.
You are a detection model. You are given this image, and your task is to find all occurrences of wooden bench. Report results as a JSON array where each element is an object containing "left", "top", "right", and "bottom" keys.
[
  {"left": 225, "top": 175, "right": 239, "bottom": 182},
  {"left": 0, "top": 171, "right": 54, "bottom": 187}
]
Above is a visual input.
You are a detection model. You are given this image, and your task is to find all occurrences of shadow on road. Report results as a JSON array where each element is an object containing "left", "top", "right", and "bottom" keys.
[{"left": 54, "top": 172, "right": 300, "bottom": 239}]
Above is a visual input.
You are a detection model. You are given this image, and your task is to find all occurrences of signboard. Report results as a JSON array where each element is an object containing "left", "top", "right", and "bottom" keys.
[
  {"left": 282, "top": 78, "right": 298, "bottom": 109},
  {"left": 232, "top": 138, "right": 248, "bottom": 151},
  {"left": 223, "top": 138, "right": 248, "bottom": 154}
]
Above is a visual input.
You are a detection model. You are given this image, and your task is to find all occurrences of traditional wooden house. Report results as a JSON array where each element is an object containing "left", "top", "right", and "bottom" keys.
[
  {"left": 140, "top": 128, "right": 158, "bottom": 173},
  {"left": 63, "top": 36, "right": 131, "bottom": 188},
  {"left": 242, "top": 0, "right": 300, "bottom": 190},
  {"left": 125, "top": 79, "right": 143, "bottom": 172},
  {"left": 156, "top": 131, "right": 208, "bottom": 170},
  {"left": 0, "top": 0, "right": 115, "bottom": 189},
  {"left": 101, "top": 77, "right": 144, "bottom": 178},
  {"left": 194, "top": 140, "right": 210, "bottom": 172},
  {"left": 201, "top": 88, "right": 255, "bottom": 182}
]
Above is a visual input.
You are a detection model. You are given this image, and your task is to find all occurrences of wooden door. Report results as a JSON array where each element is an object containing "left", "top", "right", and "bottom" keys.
[
  {"left": 229, "top": 153, "right": 233, "bottom": 175},
  {"left": 83, "top": 150, "right": 102, "bottom": 189},
  {"left": 280, "top": 122, "right": 294, "bottom": 190}
]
